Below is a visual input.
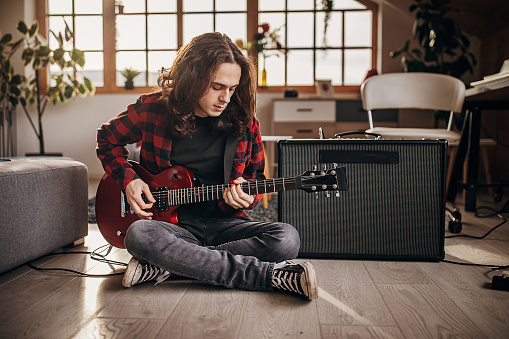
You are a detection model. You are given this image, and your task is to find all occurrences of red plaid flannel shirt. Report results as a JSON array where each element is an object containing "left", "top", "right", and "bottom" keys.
[{"left": 96, "top": 92, "right": 265, "bottom": 218}]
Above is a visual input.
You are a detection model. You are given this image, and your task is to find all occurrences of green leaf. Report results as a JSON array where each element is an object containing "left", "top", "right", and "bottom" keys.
[
  {"left": 84, "top": 77, "right": 94, "bottom": 93},
  {"left": 64, "top": 20, "right": 73, "bottom": 42},
  {"left": 36, "top": 45, "right": 51, "bottom": 57},
  {"left": 53, "top": 48, "right": 65, "bottom": 61},
  {"left": 71, "top": 49, "right": 85, "bottom": 67},
  {"left": 64, "top": 85, "right": 74, "bottom": 99},
  {"left": 17, "top": 21, "right": 28, "bottom": 35},
  {"left": 28, "top": 21, "right": 39, "bottom": 38},
  {"left": 9, "top": 96, "right": 19, "bottom": 106},
  {"left": 0, "top": 33, "right": 12, "bottom": 44},
  {"left": 11, "top": 74, "right": 23, "bottom": 85},
  {"left": 9, "top": 85, "right": 21, "bottom": 96},
  {"left": 22, "top": 48, "right": 34, "bottom": 66}
]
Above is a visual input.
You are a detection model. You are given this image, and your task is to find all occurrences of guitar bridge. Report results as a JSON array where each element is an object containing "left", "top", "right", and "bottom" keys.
[{"left": 120, "top": 191, "right": 129, "bottom": 217}]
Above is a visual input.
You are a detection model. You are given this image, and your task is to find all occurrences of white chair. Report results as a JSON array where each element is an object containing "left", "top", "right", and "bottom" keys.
[{"left": 360, "top": 72, "right": 495, "bottom": 232}]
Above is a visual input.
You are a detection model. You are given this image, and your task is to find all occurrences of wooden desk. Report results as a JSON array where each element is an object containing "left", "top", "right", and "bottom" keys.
[{"left": 446, "top": 76, "right": 509, "bottom": 211}]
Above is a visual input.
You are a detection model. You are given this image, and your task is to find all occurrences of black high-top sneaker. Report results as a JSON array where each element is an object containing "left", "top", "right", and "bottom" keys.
[
  {"left": 122, "top": 257, "right": 171, "bottom": 288},
  {"left": 271, "top": 261, "right": 318, "bottom": 300}
]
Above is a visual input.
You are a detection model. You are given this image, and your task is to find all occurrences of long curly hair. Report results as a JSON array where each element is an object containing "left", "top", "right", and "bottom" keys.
[{"left": 158, "top": 32, "right": 257, "bottom": 138}]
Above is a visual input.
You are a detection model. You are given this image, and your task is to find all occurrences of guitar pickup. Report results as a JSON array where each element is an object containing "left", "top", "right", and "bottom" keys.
[{"left": 156, "top": 186, "right": 169, "bottom": 212}]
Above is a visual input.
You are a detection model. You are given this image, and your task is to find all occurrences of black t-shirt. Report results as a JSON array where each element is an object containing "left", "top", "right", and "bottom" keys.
[{"left": 170, "top": 116, "right": 228, "bottom": 217}]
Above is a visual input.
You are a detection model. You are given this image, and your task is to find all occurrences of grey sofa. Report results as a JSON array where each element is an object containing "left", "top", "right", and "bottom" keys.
[{"left": 0, "top": 159, "right": 89, "bottom": 274}]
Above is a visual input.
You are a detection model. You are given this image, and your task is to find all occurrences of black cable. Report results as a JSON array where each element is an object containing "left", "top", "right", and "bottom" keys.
[
  {"left": 27, "top": 245, "right": 127, "bottom": 277},
  {"left": 445, "top": 200, "right": 508, "bottom": 240},
  {"left": 443, "top": 199, "right": 509, "bottom": 268}
]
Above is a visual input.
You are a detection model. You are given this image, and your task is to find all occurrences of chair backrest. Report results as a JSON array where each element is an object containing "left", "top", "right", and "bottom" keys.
[{"left": 361, "top": 72, "right": 466, "bottom": 113}]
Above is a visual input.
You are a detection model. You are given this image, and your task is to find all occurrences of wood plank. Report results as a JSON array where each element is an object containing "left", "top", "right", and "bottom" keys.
[
  {"left": 238, "top": 286, "right": 321, "bottom": 338},
  {"left": 376, "top": 283, "right": 486, "bottom": 338},
  {"left": 321, "top": 324, "right": 404, "bottom": 338},
  {"left": 157, "top": 282, "right": 251, "bottom": 338},
  {"left": 0, "top": 275, "right": 124, "bottom": 338},
  {"left": 72, "top": 318, "right": 165, "bottom": 339},
  {"left": 363, "top": 261, "right": 433, "bottom": 284},
  {"left": 417, "top": 261, "right": 509, "bottom": 338},
  {"left": 445, "top": 237, "right": 509, "bottom": 266},
  {"left": 0, "top": 273, "right": 74, "bottom": 327},
  {"left": 97, "top": 280, "right": 191, "bottom": 319},
  {"left": 312, "top": 260, "right": 395, "bottom": 326}
]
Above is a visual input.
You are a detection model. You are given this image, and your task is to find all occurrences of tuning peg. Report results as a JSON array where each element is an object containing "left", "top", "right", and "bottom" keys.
[
  {"left": 315, "top": 192, "right": 319, "bottom": 199},
  {"left": 335, "top": 191, "right": 341, "bottom": 198},
  {"left": 312, "top": 164, "right": 317, "bottom": 171},
  {"left": 332, "top": 163, "right": 338, "bottom": 168},
  {"left": 326, "top": 191, "right": 330, "bottom": 198}
]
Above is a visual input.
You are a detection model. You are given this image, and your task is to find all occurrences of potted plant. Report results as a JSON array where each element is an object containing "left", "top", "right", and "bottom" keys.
[
  {"left": 389, "top": 0, "right": 476, "bottom": 125},
  {"left": 121, "top": 67, "right": 141, "bottom": 89},
  {"left": 0, "top": 29, "right": 26, "bottom": 157},
  {"left": 390, "top": 0, "right": 476, "bottom": 78},
  {"left": 9, "top": 19, "right": 95, "bottom": 156}
]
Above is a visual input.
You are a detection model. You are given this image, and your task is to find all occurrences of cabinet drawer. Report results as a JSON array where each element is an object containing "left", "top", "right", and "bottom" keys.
[
  {"left": 274, "top": 123, "right": 337, "bottom": 139},
  {"left": 274, "top": 100, "right": 335, "bottom": 122}
]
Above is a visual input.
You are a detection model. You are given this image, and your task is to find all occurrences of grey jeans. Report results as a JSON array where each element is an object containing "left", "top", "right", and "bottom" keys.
[{"left": 124, "top": 208, "right": 300, "bottom": 291}]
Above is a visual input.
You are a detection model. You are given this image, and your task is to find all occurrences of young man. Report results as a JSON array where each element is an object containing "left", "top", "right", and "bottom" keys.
[{"left": 96, "top": 33, "right": 318, "bottom": 300}]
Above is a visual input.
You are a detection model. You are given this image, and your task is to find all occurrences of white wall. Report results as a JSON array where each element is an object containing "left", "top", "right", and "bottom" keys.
[{"left": 2, "top": 0, "right": 481, "bottom": 180}]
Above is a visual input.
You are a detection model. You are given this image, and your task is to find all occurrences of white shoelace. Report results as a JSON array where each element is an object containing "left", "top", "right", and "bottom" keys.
[
  {"left": 272, "top": 270, "right": 303, "bottom": 295},
  {"left": 138, "top": 265, "right": 170, "bottom": 285}
]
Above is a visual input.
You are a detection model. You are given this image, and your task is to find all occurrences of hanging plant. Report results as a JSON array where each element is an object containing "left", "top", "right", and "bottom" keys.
[{"left": 321, "top": 0, "right": 334, "bottom": 47}]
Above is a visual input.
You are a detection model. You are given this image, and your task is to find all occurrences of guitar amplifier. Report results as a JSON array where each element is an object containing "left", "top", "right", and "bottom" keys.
[{"left": 277, "top": 139, "right": 446, "bottom": 260}]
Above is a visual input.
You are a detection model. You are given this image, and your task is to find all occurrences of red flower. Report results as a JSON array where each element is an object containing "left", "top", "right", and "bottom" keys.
[{"left": 260, "top": 23, "right": 270, "bottom": 34}]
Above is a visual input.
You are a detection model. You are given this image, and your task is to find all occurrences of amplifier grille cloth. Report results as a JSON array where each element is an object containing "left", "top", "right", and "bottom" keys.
[{"left": 278, "top": 141, "right": 445, "bottom": 259}]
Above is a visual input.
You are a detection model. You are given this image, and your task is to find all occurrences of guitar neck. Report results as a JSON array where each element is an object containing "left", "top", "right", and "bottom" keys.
[{"left": 156, "top": 177, "right": 297, "bottom": 207}]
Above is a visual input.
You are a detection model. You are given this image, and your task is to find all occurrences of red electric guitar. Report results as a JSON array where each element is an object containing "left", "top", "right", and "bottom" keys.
[{"left": 95, "top": 161, "right": 348, "bottom": 248}]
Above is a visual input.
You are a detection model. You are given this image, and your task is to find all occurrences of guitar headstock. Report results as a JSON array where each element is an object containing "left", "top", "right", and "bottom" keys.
[{"left": 296, "top": 164, "right": 349, "bottom": 197}]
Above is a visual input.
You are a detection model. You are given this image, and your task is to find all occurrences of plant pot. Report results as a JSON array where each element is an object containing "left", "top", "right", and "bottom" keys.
[{"left": 124, "top": 80, "right": 134, "bottom": 90}]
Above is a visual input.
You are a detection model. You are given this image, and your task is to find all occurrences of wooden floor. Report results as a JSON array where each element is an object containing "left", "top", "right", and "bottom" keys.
[{"left": 1, "top": 191, "right": 508, "bottom": 338}]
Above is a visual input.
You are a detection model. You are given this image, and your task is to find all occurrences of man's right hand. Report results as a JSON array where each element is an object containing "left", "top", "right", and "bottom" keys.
[{"left": 125, "top": 179, "right": 156, "bottom": 219}]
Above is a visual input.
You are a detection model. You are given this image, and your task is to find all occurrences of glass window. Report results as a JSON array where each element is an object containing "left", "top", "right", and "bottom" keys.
[{"left": 44, "top": 0, "right": 374, "bottom": 91}]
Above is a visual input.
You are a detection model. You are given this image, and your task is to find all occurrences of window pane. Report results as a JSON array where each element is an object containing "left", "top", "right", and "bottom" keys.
[
  {"left": 259, "top": 0, "right": 285, "bottom": 11},
  {"left": 48, "top": 0, "right": 72, "bottom": 14},
  {"left": 148, "top": 51, "right": 176, "bottom": 86},
  {"left": 316, "top": 11, "right": 342, "bottom": 48},
  {"left": 148, "top": 0, "right": 177, "bottom": 12},
  {"left": 183, "top": 0, "right": 213, "bottom": 12},
  {"left": 117, "top": 51, "right": 147, "bottom": 87},
  {"left": 287, "top": 50, "right": 313, "bottom": 86},
  {"left": 344, "top": 11, "right": 371, "bottom": 47},
  {"left": 262, "top": 55, "right": 285, "bottom": 86},
  {"left": 330, "top": 0, "right": 366, "bottom": 10},
  {"left": 258, "top": 13, "right": 286, "bottom": 46},
  {"left": 288, "top": 0, "right": 314, "bottom": 11},
  {"left": 287, "top": 13, "right": 313, "bottom": 48},
  {"left": 75, "top": 16, "right": 103, "bottom": 50},
  {"left": 148, "top": 14, "right": 178, "bottom": 49},
  {"left": 183, "top": 14, "right": 213, "bottom": 44},
  {"left": 216, "top": 0, "right": 246, "bottom": 12},
  {"left": 75, "top": 0, "right": 102, "bottom": 14},
  {"left": 48, "top": 16, "right": 72, "bottom": 49},
  {"left": 316, "top": 50, "right": 342, "bottom": 85},
  {"left": 344, "top": 49, "right": 371, "bottom": 85},
  {"left": 122, "top": 0, "right": 145, "bottom": 13},
  {"left": 216, "top": 14, "right": 247, "bottom": 44},
  {"left": 116, "top": 15, "right": 146, "bottom": 50},
  {"left": 82, "top": 52, "right": 104, "bottom": 87}
]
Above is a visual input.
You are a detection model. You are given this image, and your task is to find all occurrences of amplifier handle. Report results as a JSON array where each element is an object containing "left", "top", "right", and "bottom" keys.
[{"left": 334, "top": 131, "right": 382, "bottom": 139}]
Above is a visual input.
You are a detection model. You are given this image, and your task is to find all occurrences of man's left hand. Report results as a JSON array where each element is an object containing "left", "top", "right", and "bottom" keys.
[{"left": 223, "top": 177, "right": 254, "bottom": 209}]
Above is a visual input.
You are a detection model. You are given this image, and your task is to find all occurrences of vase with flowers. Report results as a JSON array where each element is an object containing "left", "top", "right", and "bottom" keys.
[{"left": 247, "top": 23, "right": 285, "bottom": 87}]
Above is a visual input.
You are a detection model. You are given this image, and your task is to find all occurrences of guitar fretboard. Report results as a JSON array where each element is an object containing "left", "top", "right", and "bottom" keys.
[{"left": 153, "top": 177, "right": 297, "bottom": 207}]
